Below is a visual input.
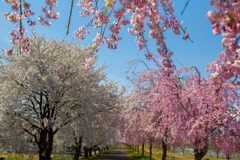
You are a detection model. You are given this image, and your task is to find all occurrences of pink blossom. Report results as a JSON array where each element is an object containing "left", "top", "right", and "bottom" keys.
[
  {"left": 38, "top": 16, "right": 51, "bottom": 26},
  {"left": 42, "top": 7, "right": 60, "bottom": 19},
  {"left": 74, "top": 26, "right": 90, "bottom": 40},
  {"left": 4, "top": 12, "right": 20, "bottom": 23},
  {"left": 45, "top": 0, "right": 57, "bottom": 7}
]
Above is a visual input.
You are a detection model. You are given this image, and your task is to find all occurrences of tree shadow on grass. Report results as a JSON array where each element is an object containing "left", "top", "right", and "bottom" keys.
[{"left": 130, "top": 155, "right": 149, "bottom": 160}]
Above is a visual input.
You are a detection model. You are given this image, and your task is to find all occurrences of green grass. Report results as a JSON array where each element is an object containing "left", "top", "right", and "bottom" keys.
[
  {"left": 125, "top": 145, "right": 149, "bottom": 160},
  {"left": 0, "top": 154, "right": 73, "bottom": 160},
  {"left": 0, "top": 146, "right": 114, "bottom": 160},
  {"left": 125, "top": 144, "right": 227, "bottom": 160}
]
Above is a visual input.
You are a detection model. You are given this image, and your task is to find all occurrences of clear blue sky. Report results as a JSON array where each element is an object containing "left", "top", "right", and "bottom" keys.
[{"left": 0, "top": 1, "right": 222, "bottom": 87}]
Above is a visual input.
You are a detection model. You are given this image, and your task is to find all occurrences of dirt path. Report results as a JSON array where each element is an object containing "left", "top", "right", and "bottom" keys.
[{"left": 94, "top": 144, "right": 130, "bottom": 160}]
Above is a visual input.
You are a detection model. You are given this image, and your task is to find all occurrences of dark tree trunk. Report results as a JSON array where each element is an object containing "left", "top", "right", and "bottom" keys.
[
  {"left": 89, "top": 148, "right": 92, "bottom": 157},
  {"left": 73, "top": 137, "right": 82, "bottom": 160},
  {"left": 226, "top": 154, "right": 230, "bottom": 160},
  {"left": 142, "top": 143, "right": 145, "bottom": 157},
  {"left": 137, "top": 145, "right": 139, "bottom": 154},
  {"left": 38, "top": 129, "right": 54, "bottom": 160},
  {"left": 94, "top": 149, "right": 97, "bottom": 155},
  {"left": 216, "top": 150, "right": 219, "bottom": 159},
  {"left": 149, "top": 143, "right": 153, "bottom": 160},
  {"left": 162, "top": 140, "right": 167, "bottom": 160},
  {"left": 194, "top": 146, "right": 208, "bottom": 160},
  {"left": 84, "top": 147, "right": 89, "bottom": 158}
]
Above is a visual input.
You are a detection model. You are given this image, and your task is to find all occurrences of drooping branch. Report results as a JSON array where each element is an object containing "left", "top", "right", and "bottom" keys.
[
  {"left": 66, "top": 0, "right": 75, "bottom": 35},
  {"left": 181, "top": 0, "right": 191, "bottom": 15}
]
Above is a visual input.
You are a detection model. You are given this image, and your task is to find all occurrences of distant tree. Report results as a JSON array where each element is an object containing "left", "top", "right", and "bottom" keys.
[{"left": 59, "top": 82, "right": 124, "bottom": 160}]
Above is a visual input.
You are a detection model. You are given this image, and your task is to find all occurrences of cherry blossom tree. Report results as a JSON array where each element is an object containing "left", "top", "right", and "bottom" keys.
[
  {"left": 59, "top": 82, "right": 123, "bottom": 160},
  {"left": 0, "top": 36, "right": 100, "bottom": 160},
  {"left": 174, "top": 68, "right": 240, "bottom": 160},
  {"left": 122, "top": 107, "right": 144, "bottom": 146},
  {"left": 135, "top": 66, "right": 178, "bottom": 160},
  {"left": 125, "top": 63, "right": 239, "bottom": 160}
]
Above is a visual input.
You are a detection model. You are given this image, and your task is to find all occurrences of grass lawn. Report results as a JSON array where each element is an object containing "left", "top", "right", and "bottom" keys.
[
  {"left": 125, "top": 145, "right": 227, "bottom": 160},
  {"left": 126, "top": 145, "right": 148, "bottom": 160},
  {"left": 0, "top": 154, "right": 74, "bottom": 160},
  {"left": 0, "top": 146, "right": 112, "bottom": 160},
  {"left": 0, "top": 153, "right": 103, "bottom": 160},
  {"left": 0, "top": 154, "right": 73, "bottom": 160}
]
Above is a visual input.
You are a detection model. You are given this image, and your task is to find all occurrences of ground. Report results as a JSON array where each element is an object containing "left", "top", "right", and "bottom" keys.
[{"left": 93, "top": 144, "right": 130, "bottom": 160}]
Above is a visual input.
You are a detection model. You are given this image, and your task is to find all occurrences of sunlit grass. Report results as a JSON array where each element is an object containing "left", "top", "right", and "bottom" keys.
[
  {"left": 0, "top": 145, "right": 113, "bottom": 160},
  {"left": 125, "top": 145, "right": 148, "bottom": 160},
  {"left": 145, "top": 146, "right": 227, "bottom": 160},
  {"left": 0, "top": 154, "right": 72, "bottom": 160},
  {"left": 125, "top": 144, "right": 227, "bottom": 160}
]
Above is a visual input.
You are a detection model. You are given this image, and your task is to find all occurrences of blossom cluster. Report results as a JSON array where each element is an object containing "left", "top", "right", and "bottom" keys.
[
  {"left": 3, "top": 0, "right": 59, "bottom": 55},
  {"left": 75, "top": 0, "right": 189, "bottom": 58},
  {"left": 207, "top": 0, "right": 240, "bottom": 83}
]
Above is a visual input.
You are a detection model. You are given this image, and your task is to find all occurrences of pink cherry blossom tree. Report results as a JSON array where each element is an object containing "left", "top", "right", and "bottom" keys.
[
  {"left": 127, "top": 64, "right": 240, "bottom": 160},
  {"left": 174, "top": 68, "right": 240, "bottom": 160}
]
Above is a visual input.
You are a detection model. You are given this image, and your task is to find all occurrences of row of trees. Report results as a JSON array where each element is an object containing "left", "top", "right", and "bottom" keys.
[
  {"left": 0, "top": 36, "right": 124, "bottom": 160},
  {"left": 122, "top": 63, "right": 240, "bottom": 160},
  {"left": 0, "top": 1, "right": 239, "bottom": 160}
]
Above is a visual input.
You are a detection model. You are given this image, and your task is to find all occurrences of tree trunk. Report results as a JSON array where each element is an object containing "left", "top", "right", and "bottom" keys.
[
  {"left": 73, "top": 137, "right": 82, "bottom": 160},
  {"left": 194, "top": 146, "right": 208, "bottom": 160},
  {"left": 149, "top": 143, "right": 153, "bottom": 160},
  {"left": 137, "top": 145, "right": 139, "bottom": 154},
  {"left": 142, "top": 143, "right": 145, "bottom": 157},
  {"left": 226, "top": 154, "right": 230, "bottom": 160},
  {"left": 216, "top": 150, "right": 219, "bottom": 159},
  {"left": 84, "top": 147, "right": 88, "bottom": 158},
  {"left": 89, "top": 148, "right": 92, "bottom": 157},
  {"left": 38, "top": 129, "right": 54, "bottom": 160},
  {"left": 162, "top": 140, "right": 167, "bottom": 160}
]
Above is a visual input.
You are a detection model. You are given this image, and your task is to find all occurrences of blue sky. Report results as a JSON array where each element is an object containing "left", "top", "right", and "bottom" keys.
[{"left": 0, "top": 1, "right": 222, "bottom": 87}]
